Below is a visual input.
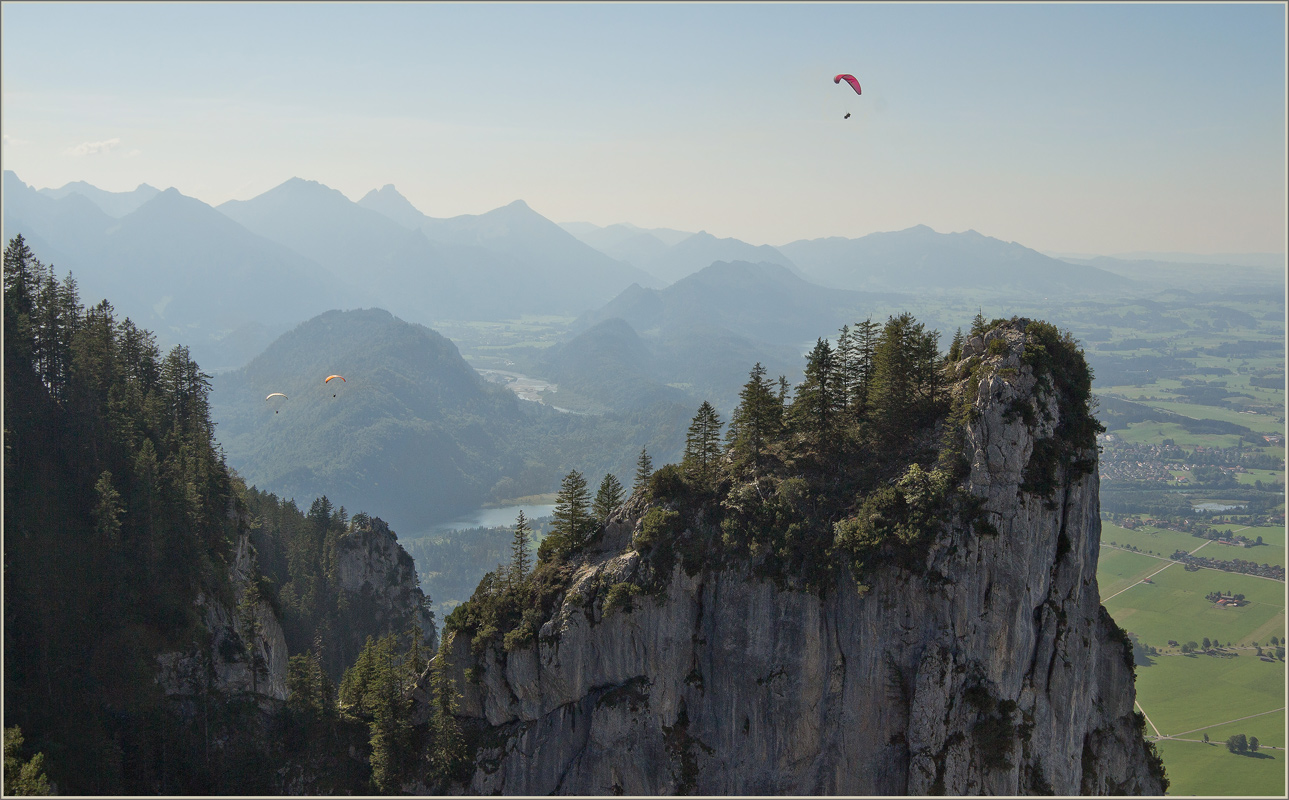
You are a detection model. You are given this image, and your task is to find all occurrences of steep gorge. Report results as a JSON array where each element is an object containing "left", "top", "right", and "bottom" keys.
[{"left": 431, "top": 321, "right": 1166, "bottom": 795}]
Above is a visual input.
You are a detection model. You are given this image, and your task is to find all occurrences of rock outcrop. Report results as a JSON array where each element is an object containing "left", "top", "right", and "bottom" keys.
[
  {"left": 440, "top": 320, "right": 1164, "bottom": 795},
  {"left": 156, "top": 530, "right": 289, "bottom": 702},
  {"left": 331, "top": 513, "right": 436, "bottom": 665}
]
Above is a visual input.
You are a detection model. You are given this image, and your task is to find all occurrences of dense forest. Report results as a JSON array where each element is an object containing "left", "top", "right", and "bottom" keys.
[{"left": 2, "top": 236, "right": 451, "bottom": 794}]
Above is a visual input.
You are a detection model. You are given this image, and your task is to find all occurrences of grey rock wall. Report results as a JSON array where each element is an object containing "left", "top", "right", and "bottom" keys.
[{"left": 441, "top": 322, "right": 1163, "bottom": 795}]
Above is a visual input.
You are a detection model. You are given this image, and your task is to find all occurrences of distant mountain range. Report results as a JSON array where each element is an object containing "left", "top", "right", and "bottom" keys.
[
  {"left": 775, "top": 225, "right": 1133, "bottom": 295},
  {"left": 8, "top": 169, "right": 1277, "bottom": 386},
  {"left": 3, "top": 171, "right": 660, "bottom": 370},
  {"left": 562, "top": 220, "right": 1137, "bottom": 296},
  {"left": 3, "top": 171, "right": 355, "bottom": 371},
  {"left": 541, "top": 260, "right": 894, "bottom": 414},
  {"left": 39, "top": 180, "right": 161, "bottom": 217}
]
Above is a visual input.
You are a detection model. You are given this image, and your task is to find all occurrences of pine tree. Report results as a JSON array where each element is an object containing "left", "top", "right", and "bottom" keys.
[
  {"left": 238, "top": 576, "right": 268, "bottom": 694},
  {"left": 727, "top": 362, "right": 782, "bottom": 478},
  {"left": 592, "top": 474, "right": 625, "bottom": 523},
  {"left": 93, "top": 470, "right": 124, "bottom": 545},
  {"left": 948, "top": 327, "right": 965, "bottom": 362},
  {"left": 509, "top": 511, "right": 532, "bottom": 587},
  {"left": 683, "top": 401, "right": 724, "bottom": 488},
  {"left": 548, "top": 470, "right": 592, "bottom": 559},
  {"left": 789, "top": 338, "right": 839, "bottom": 453},
  {"left": 842, "top": 318, "right": 879, "bottom": 424},
  {"left": 429, "top": 631, "right": 465, "bottom": 787},
  {"left": 633, "top": 447, "right": 653, "bottom": 492},
  {"left": 3, "top": 726, "right": 51, "bottom": 796},
  {"left": 869, "top": 313, "right": 940, "bottom": 448},
  {"left": 834, "top": 325, "right": 857, "bottom": 416}
]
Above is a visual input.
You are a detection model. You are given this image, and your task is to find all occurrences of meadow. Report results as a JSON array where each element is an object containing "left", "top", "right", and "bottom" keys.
[
  {"left": 1102, "top": 522, "right": 1209, "bottom": 558},
  {"left": 1130, "top": 647, "right": 1286, "bottom": 798},
  {"left": 1152, "top": 738, "right": 1284, "bottom": 797},
  {"left": 1133, "top": 650, "right": 1285, "bottom": 736},
  {"left": 1115, "top": 421, "right": 1247, "bottom": 450},
  {"left": 1102, "top": 560, "right": 1285, "bottom": 652}
]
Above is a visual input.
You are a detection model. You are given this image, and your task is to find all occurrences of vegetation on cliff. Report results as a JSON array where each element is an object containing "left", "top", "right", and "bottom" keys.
[{"left": 447, "top": 312, "right": 1104, "bottom": 654}]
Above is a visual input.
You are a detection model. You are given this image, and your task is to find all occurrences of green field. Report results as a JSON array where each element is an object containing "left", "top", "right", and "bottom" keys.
[
  {"left": 1098, "top": 546, "right": 1168, "bottom": 598},
  {"left": 1116, "top": 421, "right": 1247, "bottom": 449},
  {"left": 1202, "top": 541, "right": 1286, "bottom": 570},
  {"left": 1102, "top": 561, "right": 1285, "bottom": 649},
  {"left": 1102, "top": 522, "right": 1210, "bottom": 559},
  {"left": 1134, "top": 650, "right": 1285, "bottom": 735},
  {"left": 1195, "top": 709, "right": 1287, "bottom": 750},
  {"left": 1127, "top": 398, "right": 1287, "bottom": 436},
  {"left": 1153, "top": 738, "right": 1284, "bottom": 797},
  {"left": 1233, "top": 469, "right": 1286, "bottom": 487}
]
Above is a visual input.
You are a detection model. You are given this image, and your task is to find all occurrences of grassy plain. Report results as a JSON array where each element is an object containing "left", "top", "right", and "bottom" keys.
[
  {"left": 1195, "top": 709, "right": 1286, "bottom": 750},
  {"left": 1236, "top": 526, "right": 1288, "bottom": 549},
  {"left": 1116, "top": 421, "right": 1246, "bottom": 450},
  {"left": 1098, "top": 547, "right": 1169, "bottom": 598},
  {"left": 1133, "top": 650, "right": 1285, "bottom": 735},
  {"left": 1202, "top": 542, "right": 1286, "bottom": 570},
  {"left": 1103, "top": 561, "right": 1285, "bottom": 649},
  {"left": 1153, "top": 739, "right": 1284, "bottom": 797},
  {"left": 1101, "top": 522, "right": 1208, "bottom": 558},
  {"left": 1234, "top": 469, "right": 1286, "bottom": 487},
  {"left": 1126, "top": 398, "right": 1286, "bottom": 435}
]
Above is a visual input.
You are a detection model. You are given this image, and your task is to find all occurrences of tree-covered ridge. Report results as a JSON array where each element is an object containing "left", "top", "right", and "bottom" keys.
[
  {"left": 241, "top": 489, "right": 434, "bottom": 681},
  {"left": 3, "top": 235, "right": 449, "bottom": 795},
  {"left": 445, "top": 313, "right": 1102, "bottom": 656},
  {"left": 4, "top": 234, "right": 245, "bottom": 792}
]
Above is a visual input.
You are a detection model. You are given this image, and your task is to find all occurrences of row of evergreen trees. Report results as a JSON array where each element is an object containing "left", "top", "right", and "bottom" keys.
[
  {"left": 682, "top": 313, "right": 949, "bottom": 492},
  {"left": 4, "top": 234, "right": 466, "bottom": 794},
  {"left": 4, "top": 234, "right": 245, "bottom": 792}
]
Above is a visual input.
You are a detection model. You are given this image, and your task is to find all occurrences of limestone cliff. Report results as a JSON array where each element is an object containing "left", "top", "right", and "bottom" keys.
[
  {"left": 156, "top": 511, "right": 434, "bottom": 704},
  {"left": 332, "top": 513, "right": 437, "bottom": 665},
  {"left": 156, "top": 529, "right": 290, "bottom": 702},
  {"left": 437, "top": 320, "right": 1165, "bottom": 795}
]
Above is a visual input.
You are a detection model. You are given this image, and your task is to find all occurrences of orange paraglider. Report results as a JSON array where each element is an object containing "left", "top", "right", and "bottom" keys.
[{"left": 325, "top": 374, "right": 346, "bottom": 397}]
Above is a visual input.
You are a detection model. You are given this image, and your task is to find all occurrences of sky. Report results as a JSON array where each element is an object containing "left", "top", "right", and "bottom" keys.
[{"left": 2, "top": 2, "right": 1285, "bottom": 255}]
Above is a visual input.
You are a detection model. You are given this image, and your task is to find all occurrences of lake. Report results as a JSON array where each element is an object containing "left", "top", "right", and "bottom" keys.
[
  {"left": 406, "top": 503, "right": 557, "bottom": 538},
  {"left": 1192, "top": 502, "right": 1247, "bottom": 512}
]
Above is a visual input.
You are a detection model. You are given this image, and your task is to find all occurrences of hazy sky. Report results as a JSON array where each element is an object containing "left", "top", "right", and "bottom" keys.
[{"left": 2, "top": 2, "right": 1285, "bottom": 254}]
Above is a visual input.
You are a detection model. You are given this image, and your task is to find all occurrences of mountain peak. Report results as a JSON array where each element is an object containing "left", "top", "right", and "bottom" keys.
[{"left": 357, "top": 184, "right": 431, "bottom": 230}]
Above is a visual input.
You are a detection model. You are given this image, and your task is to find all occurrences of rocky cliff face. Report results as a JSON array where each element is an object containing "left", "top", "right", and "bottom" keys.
[
  {"left": 156, "top": 512, "right": 434, "bottom": 704},
  {"left": 440, "top": 321, "right": 1164, "bottom": 795},
  {"left": 333, "top": 514, "right": 436, "bottom": 660},
  {"left": 156, "top": 529, "right": 290, "bottom": 701}
]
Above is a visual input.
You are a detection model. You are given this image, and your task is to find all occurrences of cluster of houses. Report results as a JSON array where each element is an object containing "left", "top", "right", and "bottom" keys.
[{"left": 1172, "top": 550, "right": 1285, "bottom": 582}]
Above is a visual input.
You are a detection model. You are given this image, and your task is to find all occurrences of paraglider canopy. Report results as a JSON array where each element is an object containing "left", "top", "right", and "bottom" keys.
[
  {"left": 834, "top": 74, "right": 862, "bottom": 95},
  {"left": 265, "top": 392, "right": 288, "bottom": 400},
  {"left": 325, "top": 374, "right": 346, "bottom": 397}
]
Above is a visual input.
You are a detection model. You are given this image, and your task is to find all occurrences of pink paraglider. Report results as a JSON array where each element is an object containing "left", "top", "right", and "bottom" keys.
[{"left": 834, "top": 74, "right": 862, "bottom": 96}]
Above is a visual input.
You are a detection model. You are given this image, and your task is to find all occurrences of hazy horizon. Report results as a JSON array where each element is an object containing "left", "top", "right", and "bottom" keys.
[{"left": 3, "top": 2, "right": 1286, "bottom": 255}]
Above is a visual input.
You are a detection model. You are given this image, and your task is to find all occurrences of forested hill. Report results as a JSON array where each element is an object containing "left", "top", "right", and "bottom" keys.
[
  {"left": 2, "top": 236, "right": 436, "bottom": 794},
  {"left": 209, "top": 307, "right": 694, "bottom": 531},
  {"left": 209, "top": 308, "right": 549, "bottom": 528}
]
